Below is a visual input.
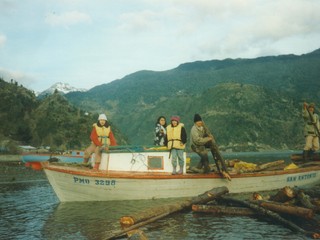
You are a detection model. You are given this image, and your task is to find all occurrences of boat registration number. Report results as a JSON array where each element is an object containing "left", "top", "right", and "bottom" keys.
[{"left": 73, "top": 176, "right": 116, "bottom": 186}]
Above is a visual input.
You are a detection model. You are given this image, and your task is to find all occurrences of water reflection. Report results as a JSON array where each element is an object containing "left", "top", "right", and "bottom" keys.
[{"left": 0, "top": 151, "right": 314, "bottom": 240}]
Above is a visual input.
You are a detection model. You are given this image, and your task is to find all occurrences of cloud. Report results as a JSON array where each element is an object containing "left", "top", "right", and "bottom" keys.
[
  {"left": 45, "top": 10, "right": 91, "bottom": 28},
  {"left": 0, "top": 34, "right": 6, "bottom": 48}
]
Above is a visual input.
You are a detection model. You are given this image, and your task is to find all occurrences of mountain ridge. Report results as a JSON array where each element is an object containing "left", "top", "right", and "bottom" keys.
[{"left": 65, "top": 47, "right": 320, "bottom": 150}]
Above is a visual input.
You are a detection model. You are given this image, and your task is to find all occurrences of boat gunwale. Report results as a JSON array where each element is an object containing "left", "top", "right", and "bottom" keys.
[{"left": 42, "top": 162, "right": 320, "bottom": 180}]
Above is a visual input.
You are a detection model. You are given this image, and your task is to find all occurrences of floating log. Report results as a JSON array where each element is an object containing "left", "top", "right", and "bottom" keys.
[
  {"left": 222, "top": 196, "right": 319, "bottom": 239},
  {"left": 252, "top": 200, "right": 314, "bottom": 219},
  {"left": 105, "top": 187, "right": 229, "bottom": 240},
  {"left": 270, "top": 186, "right": 295, "bottom": 203},
  {"left": 120, "top": 186, "right": 229, "bottom": 227},
  {"left": 192, "top": 204, "right": 256, "bottom": 216}
]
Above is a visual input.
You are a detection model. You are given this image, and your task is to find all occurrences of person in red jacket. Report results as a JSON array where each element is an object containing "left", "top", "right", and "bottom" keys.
[{"left": 83, "top": 113, "right": 117, "bottom": 170}]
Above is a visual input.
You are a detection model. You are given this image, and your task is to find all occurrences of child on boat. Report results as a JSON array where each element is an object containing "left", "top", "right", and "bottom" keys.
[
  {"left": 83, "top": 114, "right": 117, "bottom": 170},
  {"left": 164, "top": 116, "right": 187, "bottom": 175}
]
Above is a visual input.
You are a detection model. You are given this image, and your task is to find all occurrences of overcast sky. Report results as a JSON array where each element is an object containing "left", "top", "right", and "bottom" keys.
[{"left": 0, "top": 0, "right": 319, "bottom": 92}]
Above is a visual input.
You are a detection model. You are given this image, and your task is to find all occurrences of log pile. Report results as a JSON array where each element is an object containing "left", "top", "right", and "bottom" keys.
[
  {"left": 192, "top": 185, "right": 320, "bottom": 239},
  {"left": 189, "top": 159, "right": 286, "bottom": 174}
]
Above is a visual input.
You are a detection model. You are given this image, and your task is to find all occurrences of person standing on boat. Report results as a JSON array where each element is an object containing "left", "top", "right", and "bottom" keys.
[
  {"left": 154, "top": 116, "right": 167, "bottom": 146},
  {"left": 164, "top": 116, "right": 187, "bottom": 175},
  {"left": 302, "top": 102, "right": 319, "bottom": 161},
  {"left": 190, "top": 114, "right": 213, "bottom": 173},
  {"left": 83, "top": 113, "right": 117, "bottom": 170}
]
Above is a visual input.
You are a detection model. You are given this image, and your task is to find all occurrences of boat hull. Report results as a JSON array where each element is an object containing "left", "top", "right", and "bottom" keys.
[{"left": 43, "top": 163, "right": 320, "bottom": 202}]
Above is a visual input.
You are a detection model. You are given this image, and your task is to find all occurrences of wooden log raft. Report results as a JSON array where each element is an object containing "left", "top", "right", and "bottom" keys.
[{"left": 105, "top": 187, "right": 229, "bottom": 240}]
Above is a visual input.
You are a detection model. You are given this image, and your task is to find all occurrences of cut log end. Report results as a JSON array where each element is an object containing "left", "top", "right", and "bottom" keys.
[{"left": 120, "top": 216, "right": 135, "bottom": 228}]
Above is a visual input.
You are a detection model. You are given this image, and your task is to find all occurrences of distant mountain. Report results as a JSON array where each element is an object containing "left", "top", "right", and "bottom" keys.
[
  {"left": 37, "top": 82, "right": 87, "bottom": 98},
  {"left": 65, "top": 48, "right": 320, "bottom": 151}
]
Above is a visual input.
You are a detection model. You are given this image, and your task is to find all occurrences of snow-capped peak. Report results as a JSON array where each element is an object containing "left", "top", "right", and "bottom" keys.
[{"left": 38, "top": 82, "right": 87, "bottom": 97}]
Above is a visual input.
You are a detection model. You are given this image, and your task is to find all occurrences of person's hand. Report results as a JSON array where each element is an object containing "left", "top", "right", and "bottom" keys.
[
  {"left": 104, "top": 146, "right": 109, "bottom": 151},
  {"left": 304, "top": 102, "right": 308, "bottom": 109},
  {"left": 207, "top": 136, "right": 214, "bottom": 142}
]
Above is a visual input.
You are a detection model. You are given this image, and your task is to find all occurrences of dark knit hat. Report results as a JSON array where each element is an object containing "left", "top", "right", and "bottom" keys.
[{"left": 194, "top": 113, "right": 202, "bottom": 122}]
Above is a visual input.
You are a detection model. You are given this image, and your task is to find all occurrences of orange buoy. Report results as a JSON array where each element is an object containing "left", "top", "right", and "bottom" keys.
[{"left": 31, "top": 162, "right": 42, "bottom": 170}]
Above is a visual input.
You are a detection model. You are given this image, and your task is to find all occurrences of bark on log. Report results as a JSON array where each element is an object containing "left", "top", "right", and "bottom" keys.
[
  {"left": 270, "top": 186, "right": 295, "bottom": 203},
  {"left": 252, "top": 200, "right": 314, "bottom": 219},
  {"left": 192, "top": 204, "right": 257, "bottom": 216},
  {"left": 222, "top": 196, "right": 319, "bottom": 239}
]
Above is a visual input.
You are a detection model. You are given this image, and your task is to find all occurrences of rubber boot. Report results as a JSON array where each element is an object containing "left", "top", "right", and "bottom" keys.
[
  {"left": 203, "top": 160, "right": 210, "bottom": 174},
  {"left": 302, "top": 150, "right": 309, "bottom": 162},
  {"left": 177, "top": 164, "right": 184, "bottom": 175},
  {"left": 172, "top": 166, "right": 177, "bottom": 175},
  {"left": 93, "top": 162, "right": 100, "bottom": 170},
  {"left": 309, "top": 150, "right": 315, "bottom": 161},
  {"left": 83, "top": 158, "right": 90, "bottom": 166},
  {"left": 196, "top": 161, "right": 203, "bottom": 170}
]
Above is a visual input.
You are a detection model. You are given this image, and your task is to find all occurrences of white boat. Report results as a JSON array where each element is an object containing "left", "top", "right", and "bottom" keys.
[{"left": 41, "top": 147, "right": 320, "bottom": 202}]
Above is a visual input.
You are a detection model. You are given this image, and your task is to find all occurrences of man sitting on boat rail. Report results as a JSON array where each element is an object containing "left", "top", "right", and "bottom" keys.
[
  {"left": 83, "top": 114, "right": 117, "bottom": 170},
  {"left": 302, "top": 102, "right": 319, "bottom": 161}
]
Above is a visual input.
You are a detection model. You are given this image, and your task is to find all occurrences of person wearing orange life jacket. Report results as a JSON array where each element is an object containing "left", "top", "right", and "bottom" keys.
[
  {"left": 164, "top": 116, "right": 187, "bottom": 175},
  {"left": 83, "top": 114, "right": 117, "bottom": 170}
]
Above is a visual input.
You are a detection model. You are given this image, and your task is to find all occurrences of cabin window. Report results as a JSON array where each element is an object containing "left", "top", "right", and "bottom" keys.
[{"left": 148, "top": 156, "right": 164, "bottom": 170}]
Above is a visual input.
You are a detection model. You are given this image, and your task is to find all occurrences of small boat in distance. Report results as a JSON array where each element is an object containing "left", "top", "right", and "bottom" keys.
[
  {"left": 41, "top": 146, "right": 320, "bottom": 202},
  {"left": 22, "top": 150, "right": 84, "bottom": 170}
]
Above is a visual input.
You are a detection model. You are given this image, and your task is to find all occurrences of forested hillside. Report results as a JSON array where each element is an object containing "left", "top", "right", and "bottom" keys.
[
  {"left": 66, "top": 48, "right": 320, "bottom": 151},
  {"left": 1, "top": 48, "right": 319, "bottom": 152},
  {"left": 0, "top": 79, "right": 127, "bottom": 153}
]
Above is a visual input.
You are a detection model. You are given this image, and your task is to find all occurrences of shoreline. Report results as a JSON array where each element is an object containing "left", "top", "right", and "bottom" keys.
[{"left": 0, "top": 155, "right": 21, "bottom": 162}]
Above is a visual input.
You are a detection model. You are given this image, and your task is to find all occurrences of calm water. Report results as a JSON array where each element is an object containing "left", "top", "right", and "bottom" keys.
[{"left": 0, "top": 151, "right": 315, "bottom": 240}]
